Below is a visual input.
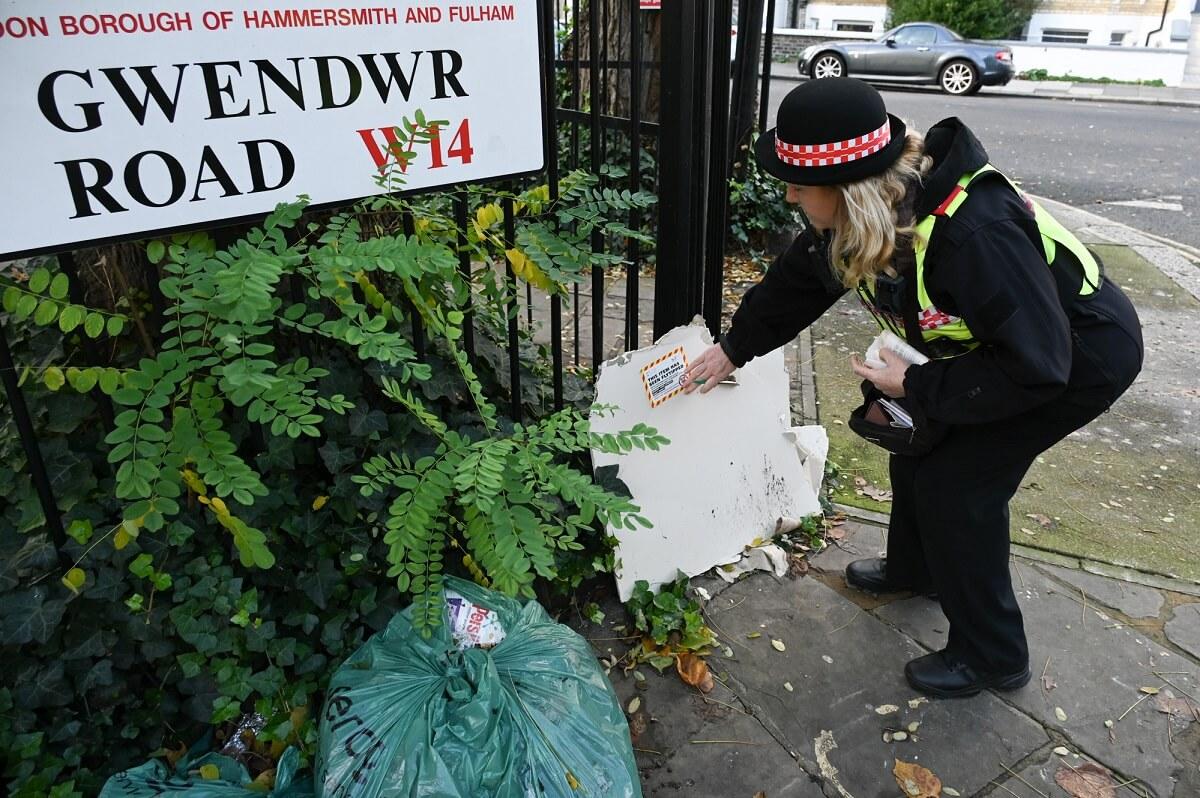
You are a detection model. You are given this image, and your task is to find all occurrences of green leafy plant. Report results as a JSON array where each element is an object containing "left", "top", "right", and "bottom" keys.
[
  {"left": 1, "top": 112, "right": 661, "bottom": 792},
  {"left": 888, "top": 0, "right": 1038, "bottom": 40},
  {"left": 727, "top": 141, "right": 803, "bottom": 259},
  {"left": 625, "top": 573, "right": 716, "bottom": 672}
]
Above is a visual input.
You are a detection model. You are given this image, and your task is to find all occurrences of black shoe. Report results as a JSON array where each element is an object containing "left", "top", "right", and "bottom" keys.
[
  {"left": 845, "top": 558, "right": 934, "bottom": 595},
  {"left": 904, "top": 650, "right": 1031, "bottom": 698}
]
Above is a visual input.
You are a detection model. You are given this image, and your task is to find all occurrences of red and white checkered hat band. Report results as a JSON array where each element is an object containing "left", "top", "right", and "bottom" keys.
[{"left": 775, "top": 120, "right": 891, "bottom": 168}]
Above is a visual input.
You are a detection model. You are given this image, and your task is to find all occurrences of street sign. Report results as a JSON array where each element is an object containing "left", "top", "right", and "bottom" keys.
[{"left": 0, "top": 1, "right": 547, "bottom": 259}]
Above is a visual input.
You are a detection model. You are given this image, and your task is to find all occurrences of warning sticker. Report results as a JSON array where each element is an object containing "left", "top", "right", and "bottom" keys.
[{"left": 640, "top": 346, "right": 689, "bottom": 408}]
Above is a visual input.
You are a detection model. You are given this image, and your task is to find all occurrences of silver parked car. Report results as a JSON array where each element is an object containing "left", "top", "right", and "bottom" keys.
[{"left": 797, "top": 23, "right": 1014, "bottom": 96}]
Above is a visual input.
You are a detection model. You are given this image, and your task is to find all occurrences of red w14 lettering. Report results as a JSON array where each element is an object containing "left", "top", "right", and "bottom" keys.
[{"left": 357, "top": 118, "right": 474, "bottom": 173}]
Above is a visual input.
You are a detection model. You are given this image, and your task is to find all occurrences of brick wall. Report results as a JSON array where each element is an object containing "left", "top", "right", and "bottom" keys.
[{"left": 770, "top": 30, "right": 873, "bottom": 62}]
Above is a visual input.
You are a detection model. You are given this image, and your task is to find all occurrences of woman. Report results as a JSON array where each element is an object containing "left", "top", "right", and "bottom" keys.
[{"left": 683, "top": 78, "right": 1143, "bottom": 697}]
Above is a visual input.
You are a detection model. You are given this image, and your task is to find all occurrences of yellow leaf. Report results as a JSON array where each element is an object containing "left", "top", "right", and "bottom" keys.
[
  {"left": 43, "top": 366, "right": 65, "bottom": 391},
  {"left": 249, "top": 767, "right": 276, "bottom": 792},
  {"left": 61, "top": 567, "right": 86, "bottom": 594},
  {"left": 675, "top": 652, "right": 715, "bottom": 693},
  {"left": 893, "top": 759, "right": 942, "bottom": 798},
  {"left": 209, "top": 497, "right": 229, "bottom": 516},
  {"left": 312, "top": 495, "right": 329, "bottom": 511},
  {"left": 566, "top": 771, "right": 580, "bottom": 790},
  {"left": 113, "top": 528, "right": 132, "bottom": 550},
  {"left": 197, "top": 495, "right": 211, "bottom": 506},
  {"left": 181, "top": 468, "right": 207, "bottom": 496},
  {"left": 505, "top": 247, "right": 553, "bottom": 291},
  {"left": 770, "top": 638, "right": 786, "bottom": 652},
  {"left": 198, "top": 763, "right": 221, "bottom": 780},
  {"left": 1139, "top": 686, "right": 1160, "bottom": 695}
]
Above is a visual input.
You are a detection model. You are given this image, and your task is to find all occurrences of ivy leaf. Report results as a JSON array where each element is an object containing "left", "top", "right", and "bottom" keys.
[
  {"left": 301, "top": 559, "right": 341, "bottom": 611},
  {"left": 2, "top": 588, "right": 67, "bottom": 645}
]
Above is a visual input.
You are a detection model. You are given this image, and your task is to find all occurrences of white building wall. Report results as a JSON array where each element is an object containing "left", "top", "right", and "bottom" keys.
[
  {"left": 1027, "top": 9, "right": 1195, "bottom": 47},
  {"left": 802, "top": 3, "right": 888, "bottom": 33},
  {"left": 1006, "top": 40, "right": 1188, "bottom": 83}
]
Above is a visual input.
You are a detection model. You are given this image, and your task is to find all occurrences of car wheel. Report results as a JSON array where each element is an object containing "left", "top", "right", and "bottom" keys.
[
  {"left": 811, "top": 53, "right": 845, "bottom": 79},
  {"left": 939, "top": 60, "right": 978, "bottom": 96}
]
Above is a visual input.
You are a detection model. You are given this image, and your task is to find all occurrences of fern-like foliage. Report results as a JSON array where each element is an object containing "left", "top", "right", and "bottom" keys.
[{"left": 7, "top": 129, "right": 663, "bottom": 635}]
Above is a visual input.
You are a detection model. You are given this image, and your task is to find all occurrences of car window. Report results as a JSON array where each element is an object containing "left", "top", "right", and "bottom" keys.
[
  {"left": 937, "top": 26, "right": 964, "bottom": 42},
  {"left": 894, "top": 25, "right": 936, "bottom": 46},
  {"left": 876, "top": 26, "right": 900, "bottom": 43}
]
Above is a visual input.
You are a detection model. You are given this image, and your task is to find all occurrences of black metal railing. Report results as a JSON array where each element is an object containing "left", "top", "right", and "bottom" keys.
[{"left": 2, "top": 0, "right": 781, "bottom": 546}]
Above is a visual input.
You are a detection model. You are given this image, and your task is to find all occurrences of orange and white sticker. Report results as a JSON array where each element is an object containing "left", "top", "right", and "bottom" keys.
[{"left": 640, "top": 346, "right": 689, "bottom": 408}]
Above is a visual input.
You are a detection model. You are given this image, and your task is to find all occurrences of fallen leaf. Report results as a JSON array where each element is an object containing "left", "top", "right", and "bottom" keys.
[
  {"left": 788, "top": 554, "right": 810, "bottom": 578},
  {"left": 1138, "top": 686, "right": 1160, "bottom": 695},
  {"left": 163, "top": 741, "right": 188, "bottom": 768},
  {"left": 1026, "top": 513, "right": 1055, "bottom": 528},
  {"left": 893, "top": 759, "right": 942, "bottom": 798},
  {"left": 784, "top": 682, "right": 794, "bottom": 692},
  {"left": 892, "top": 731, "right": 909, "bottom": 741},
  {"left": 628, "top": 711, "right": 648, "bottom": 740},
  {"left": 676, "top": 653, "right": 715, "bottom": 693},
  {"left": 695, "top": 586, "right": 711, "bottom": 601},
  {"left": 943, "top": 789, "right": 961, "bottom": 797},
  {"left": 770, "top": 638, "right": 786, "bottom": 652},
  {"left": 1020, "top": 527, "right": 1036, "bottom": 536},
  {"left": 747, "top": 632, "right": 762, "bottom": 639},
  {"left": 1054, "top": 761, "right": 1118, "bottom": 798},
  {"left": 822, "top": 655, "right": 834, "bottom": 664},
  {"left": 875, "top": 704, "right": 900, "bottom": 715},
  {"left": 1054, "top": 746, "right": 1071, "bottom": 756},
  {"left": 753, "top": 793, "right": 766, "bottom": 798},
  {"left": 1154, "top": 694, "right": 1195, "bottom": 719},
  {"left": 1042, "top": 674, "right": 1057, "bottom": 691},
  {"left": 828, "top": 526, "right": 846, "bottom": 540},
  {"left": 907, "top": 721, "right": 920, "bottom": 733},
  {"left": 907, "top": 697, "right": 928, "bottom": 710},
  {"left": 854, "top": 476, "right": 868, "bottom": 488},
  {"left": 1055, "top": 707, "right": 1068, "bottom": 722},
  {"left": 627, "top": 696, "right": 641, "bottom": 714},
  {"left": 862, "top": 485, "right": 893, "bottom": 502}
]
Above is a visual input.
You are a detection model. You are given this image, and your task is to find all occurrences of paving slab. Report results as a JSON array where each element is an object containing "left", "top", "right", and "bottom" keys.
[
  {"left": 1037, "top": 562, "right": 1166, "bottom": 619},
  {"left": 707, "top": 573, "right": 1048, "bottom": 796},
  {"left": 807, "top": 519, "right": 887, "bottom": 577},
  {"left": 875, "top": 565, "right": 1196, "bottom": 797},
  {"left": 609, "top": 667, "right": 821, "bottom": 798},
  {"left": 578, "top": 592, "right": 820, "bottom": 798},
  {"left": 997, "top": 745, "right": 1153, "bottom": 798},
  {"left": 1165, "top": 602, "right": 1200, "bottom": 660}
]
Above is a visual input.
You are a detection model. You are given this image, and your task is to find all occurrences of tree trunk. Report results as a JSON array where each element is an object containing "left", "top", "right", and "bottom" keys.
[{"left": 561, "top": 0, "right": 662, "bottom": 123}]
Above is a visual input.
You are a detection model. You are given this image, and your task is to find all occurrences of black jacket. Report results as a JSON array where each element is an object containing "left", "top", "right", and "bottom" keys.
[{"left": 720, "top": 117, "right": 1141, "bottom": 425}]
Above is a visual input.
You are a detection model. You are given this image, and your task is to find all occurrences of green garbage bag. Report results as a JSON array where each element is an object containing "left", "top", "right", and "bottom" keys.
[
  {"left": 317, "top": 576, "right": 640, "bottom": 798},
  {"left": 100, "top": 744, "right": 313, "bottom": 796}
]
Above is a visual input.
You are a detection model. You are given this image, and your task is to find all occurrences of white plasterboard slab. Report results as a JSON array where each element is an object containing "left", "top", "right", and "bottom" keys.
[{"left": 591, "top": 319, "right": 822, "bottom": 600}]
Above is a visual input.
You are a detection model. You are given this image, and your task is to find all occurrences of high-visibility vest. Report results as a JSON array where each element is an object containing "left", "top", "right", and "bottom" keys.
[{"left": 856, "top": 164, "right": 1103, "bottom": 356}]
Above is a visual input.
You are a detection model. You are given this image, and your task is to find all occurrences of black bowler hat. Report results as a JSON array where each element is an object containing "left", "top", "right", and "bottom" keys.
[{"left": 755, "top": 78, "right": 907, "bottom": 186}]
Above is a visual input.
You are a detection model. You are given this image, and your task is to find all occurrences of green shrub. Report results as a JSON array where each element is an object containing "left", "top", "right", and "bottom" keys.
[{"left": 1, "top": 132, "right": 660, "bottom": 792}]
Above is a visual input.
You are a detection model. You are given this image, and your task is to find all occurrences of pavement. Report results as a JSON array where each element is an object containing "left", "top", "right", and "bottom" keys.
[
  {"left": 987, "top": 79, "right": 1200, "bottom": 108},
  {"left": 765, "top": 70, "right": 1200, "bottom": 109},
  {"left": 553, "top": 182, "right": 1200, "bottom": 794}
]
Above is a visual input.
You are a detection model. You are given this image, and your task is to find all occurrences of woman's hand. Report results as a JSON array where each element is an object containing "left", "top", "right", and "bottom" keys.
[
  {"left": 850, "top": 348, "right": 908, "bottom": 398},
  {"left": 682, "top": 344, "right": 736, "bottom": 395}
]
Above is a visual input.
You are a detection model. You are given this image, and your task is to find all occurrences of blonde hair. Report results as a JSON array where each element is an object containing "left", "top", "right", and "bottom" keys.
[{"left": 828, "top": 132, "right": 933, "bottom": 288}]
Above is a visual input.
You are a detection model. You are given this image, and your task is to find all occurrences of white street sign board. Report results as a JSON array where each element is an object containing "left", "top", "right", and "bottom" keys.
[{"left": 0, "top": 1, "right": 546, "bottom": 258}]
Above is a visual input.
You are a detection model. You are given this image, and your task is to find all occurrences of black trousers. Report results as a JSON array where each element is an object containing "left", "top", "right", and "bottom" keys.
[{"left": 885, "top": 283, "right": 1144, "bottom": 674}]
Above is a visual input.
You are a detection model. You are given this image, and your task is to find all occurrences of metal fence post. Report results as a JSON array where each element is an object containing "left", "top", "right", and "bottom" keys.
[
  {"left": 0, "top": 319, "right": 69, "bottom": 558},
  {"left": 729, "top": 0, "right": 766, "bottom": 182}
]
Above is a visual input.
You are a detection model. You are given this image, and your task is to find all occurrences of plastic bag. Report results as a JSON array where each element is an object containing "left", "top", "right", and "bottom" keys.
[
  {"left": 317, "top": 576, "right": 640, "bottom": 798},
  {"left": 100, "top": 744, "right": 313, "bottom": 797}
]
